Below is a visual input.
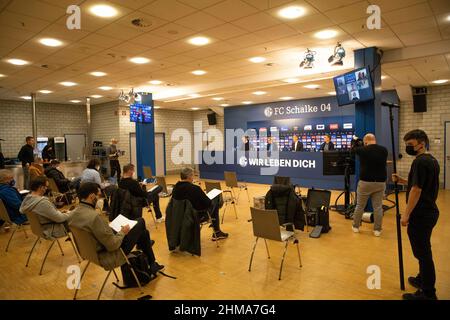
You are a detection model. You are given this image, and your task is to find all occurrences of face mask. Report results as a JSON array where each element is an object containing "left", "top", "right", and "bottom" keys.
[
  {"left": 406, "top": 145, "right": 419, "bottom": 156},
  {"left": 9, "top": 179, "right": 16, "bottom": 187}
]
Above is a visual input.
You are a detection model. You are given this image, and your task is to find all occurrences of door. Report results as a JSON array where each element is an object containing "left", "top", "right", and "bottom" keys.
[
  {"left": 155, "top": 133, "right": 166, "bottom": 176},
  {"left": 64, "top": 134, "right": 86, "bottom": 161},
  {"left": 130, "top": 132, "right": 137, "bottom": 179},
  {"left": 445, "top": 122, "right": 450, "bottom": 189}
]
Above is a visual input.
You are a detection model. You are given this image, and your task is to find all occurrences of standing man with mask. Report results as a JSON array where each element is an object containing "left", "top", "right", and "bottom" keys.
[
  {"left": 351, "top": 133, "right": 388, "bottom": 237},
  {"left": 393, "top": 129, "right": 440, "bottom": 300},
  {"left": 18, "top": 136, "right": 35, "bottom": 189},
  {"left": 109, "top": 138, "right": 122, "bottom": 182}
]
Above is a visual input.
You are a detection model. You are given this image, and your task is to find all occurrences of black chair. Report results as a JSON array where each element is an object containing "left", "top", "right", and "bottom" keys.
[{"left": 273, "top": 176, "right": 291, "bottom": 186}]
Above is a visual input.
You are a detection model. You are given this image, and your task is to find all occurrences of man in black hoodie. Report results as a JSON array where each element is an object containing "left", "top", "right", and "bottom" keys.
[
  {"left": 172, "top": 167, "right": 228, "bottom": 240},
  {"left": 44, "top": 160, "right": 72, "bottom": 193},
  {"left": 18, "top": 136, "right": 35, "bottom": 190}
]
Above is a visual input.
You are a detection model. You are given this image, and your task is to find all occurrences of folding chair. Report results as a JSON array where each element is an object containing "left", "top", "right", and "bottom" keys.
[
  {"left": 248, "top": 207, "right": 302, "bottom": 280},
  {"left": 0, "top": 199, "right": 28, "bottom": 252},
  {"left": 24, "top": 210, "right": 80, "bottom": 275},
  {"left": 224, "top": 171, "right": 250, "bottom": 204},
  {"left": 69, "top": 226, "right": 145, "bottom": 300},
  {"left": 205, "top": 181, "right": 237, "bottom": 224},
  {"left": 155, "top": 176, "right": 174, "bottom": 197},
  {"left": 48, "top": 177, "right": 70, "bottom": 205},
  {"left": 143, "top": 166, "right": 155, "bottom": 184}
]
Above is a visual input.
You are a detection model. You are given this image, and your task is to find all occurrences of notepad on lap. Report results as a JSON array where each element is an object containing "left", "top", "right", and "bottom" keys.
[
  {"left": 109, "top": 214, "right": 138, "bottom": 233},
  {"left": 147, "top": 185, "right": 160, "bottom": 192},
  {"left": 206, "top": 188, "right": 222, "bottom": 200}
]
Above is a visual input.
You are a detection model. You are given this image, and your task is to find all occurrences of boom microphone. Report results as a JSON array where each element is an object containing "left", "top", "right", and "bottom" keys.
[{"left": 381, "top": 101, "right": 400, "bottom": 108}]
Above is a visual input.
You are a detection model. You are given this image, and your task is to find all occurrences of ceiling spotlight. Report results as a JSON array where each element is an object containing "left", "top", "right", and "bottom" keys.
[
  {"left": 39, "top": 38, "right": 63, "bottom": 47},
  {"left": 314, "top": 29, "right": 338, "bottom": 39},
  {"left": 90, "top": 71, "right": 107, "bottom": 77},
  {"left": 280, "top": 97, "right": 294, "bottom": 100},
  {"left": 299, "top": 48, "right": 316, "bottom": 69},
  {"left": 189, "top": 93, "right": 201, "bottom": 98},
  {"left": 327, "top": 91, "right": 336, "bottom": 95},
  {"left": 118, "top": 88, "right": 141, "bottom": 104},
  {"left": 191, "top": 107, "right": 200, "bottom": 110},
  {"left": 220, "top": 104, "right": 229, "bottom": 107},
  {"left": 278, "top": 6, "right": 306, "bottom": 19},
  {"left": 304, "top": 84, "right": 320, "bottom": 89},
  {"left": 192, "top": 70, "right": 207, "bottom": 75},
  {"left": 253, "top": 91, "right": 267, "bottom": 95},
  {"left": 70, "top": 100, "right": 81, "bottom": 103},
  {"left": 149, "top": 80, "right": 163, "bottom": 85},
  {"left": 39, "top": 90, "right": 52, "bottom": 94},
  {"left": 89, "top": 4, "right": 118, "bottom": 18},
  {"left": 328, "top": 42, "right": 346, "bottom": 66},
  {"left": 188, "top": 36, "right": 210, "bottom": 46},
  {"left": 249, "top": 57, "right": 266, "bottom": 63},
  {"left": 129, "top": 57, "right": 150, "bottom": 64},
  {"left": 21, "top": 96, "right": 31, "bottom": 100},
  {"left": 242, "top": 101, "right": 253, "bottom": 105},
  {"left": 90, "top": 95, "right": 103, "bottom": 99},
  {"left": 0, "top": 74, "right": 6, "bottom": 77},
  {"left": 154, "top": 106, "right": 161, "bottom": 109},
  {"left": 212, "top": 97, "right": 224, "bottom": 101},
  {"left": 432, "top": 79, "right": 448, "bottom": 84},
  {"left": 60, "top": 81, "right": 77, "bottom": 87},
  {"left": 381, "top": 75, "right": 387, "bottom": 80},
  {"left": 283, "top": 78, "right": 300, "bottom": 83},
  {"left": 99, "top": 86, "right": 113, "bottom": 91},
  {"left": 7, "top": 58, "right": 29, "bottom": 66}
]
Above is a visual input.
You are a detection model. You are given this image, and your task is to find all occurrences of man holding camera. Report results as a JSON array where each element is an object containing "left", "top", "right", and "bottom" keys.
[{"left": 351, "top": 133, "right": 388, "bottom": 237}]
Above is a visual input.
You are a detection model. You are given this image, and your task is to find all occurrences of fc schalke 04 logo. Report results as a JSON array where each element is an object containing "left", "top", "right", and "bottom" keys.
[
  {"left": 239, "top": 156, "right": 248, "bottom": 167},
  {"left": 264, "top": 106, "right": 273, "bottom": 117}
]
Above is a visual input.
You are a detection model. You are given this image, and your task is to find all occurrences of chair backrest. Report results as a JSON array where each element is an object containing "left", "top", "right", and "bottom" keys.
[
  {"left": 69, "top": 225, "right": 101, "bottom": 265},
  {"left": 23, "top": 210, "right": 46, "bottom": 238},
  {"left": 273, "top": 176, "right": 291, "bottom": 186},
  {"left": 0, "top": 199, "right": 12, "bottom": 224},
  {"left": 250, "top": 207, "right": 282, "bottom": 242},
  {"left": 143, "top": 166, "right": 153, "bottom": 179},
  {"left": 306, "top": 189, "right": 331, "bottom": 211},
  {"left": 48, "top": 177, "right": 60, "bottom": 193},
  {"left": 156, "top": 176, "right": 168, "bottom": 194},
  {"left": 204, "top": 181, "right": 222, "bottom": 193},
  {"left": 224, "top": 171, "right": 238, "bottom": 188}
]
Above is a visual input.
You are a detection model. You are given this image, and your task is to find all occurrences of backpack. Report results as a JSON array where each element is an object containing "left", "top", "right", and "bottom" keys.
[{"left": 118, "top": 251, "right": 156, "bottom": 288}]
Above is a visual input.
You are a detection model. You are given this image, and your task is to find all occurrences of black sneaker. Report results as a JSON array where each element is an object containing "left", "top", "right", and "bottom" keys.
[
  {"left": 150, "top": 262, "right": 165, "bottom": 274},
  {"left": 408, "top": 276, "right": 422, "bottom": 289},
  {"left": 212, "top": 231, "right": 229, "bottom": 241},
  {"left": 402, "top": 290, "right": 437, "bottom": 300}
]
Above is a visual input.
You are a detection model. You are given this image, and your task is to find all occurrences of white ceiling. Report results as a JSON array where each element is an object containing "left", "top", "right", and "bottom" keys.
[{"left": 0, "top": 0, "right": 449, "bottom": 109}]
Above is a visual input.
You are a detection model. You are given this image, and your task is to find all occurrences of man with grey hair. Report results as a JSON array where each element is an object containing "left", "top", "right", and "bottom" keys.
[
  {"left": 351, "top": 133, "right": 388, "bottom": 236},
  {"left": 171, "top": 167, "right": 228, "bottom": 240}
]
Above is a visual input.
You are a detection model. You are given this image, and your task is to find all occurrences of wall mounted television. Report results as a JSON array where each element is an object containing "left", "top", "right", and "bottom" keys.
[
  {"left": 130, "top": 103, "right": 152, "bottom": 123},
  {"left": 333, "top": 66, "right": 374, "bottom": 106}
]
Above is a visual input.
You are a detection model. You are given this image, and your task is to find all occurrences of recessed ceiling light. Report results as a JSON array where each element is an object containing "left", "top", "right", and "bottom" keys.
[
  {"left": 89, "top": 4, "right": 118, "bottom": 18},
  {"left": 446, "top": 15, "right": 450, "bottom": 21},
  {"left": 20, "top": 96, "right": 31, "bottom": 100},
  {"left": 283, "top": 78, "right": 300, "bottom": 83},
  {"left": 188, "top": 36, "right": 210, "bottom": 46},
  {"left": 212, "top": 97, "right": 224, "bottom": 101},
  {"left": 154, "top": 106, "right": 161, "bottom": 109},
  {"left": 192, "top": 70, "right": 207, "bottom": 75},
  {"left": 304, "top": 84, "right": 320, "bottom": 89},
  {"left": 278, "top": 6, "right": 306, "bottom": 20},
  {"left": 191, "top": 107, "right": 200, "bottom": 110},
  {"left": 0, "top": 74, "right": 6, "bottom": 77},
  {"left": 39, "top": 90, "right": 52, "bottom": 94},
  {"left": 220, "top": 104, "right": 229, "bottom": 107},
  {"left": 90, "top": 95, "right": 103, "bottom": 98},
  {"left": 39, "top": 38, "right": 63, "bottom": 47},
  {"left": 314, "top": 29, "right": 338, "bottom": 39},
  {"left": 149, "top": 80, "right": 163, "bottom": 85},
  {"left": 99, "top": 86, "right": 113, "bottom": 91},
  {"left": 242, "top": 101, "right": 253, "bottom": 105},
  {"left": 432, "top": 79, "right": 448, "bottom": 84},
  {"left": 129, "top": 57, "right": 150, "bottom": 64},
  {"left": 253, "top": 91, "right": 267, "bottom": 95},
  {"left": 90, "top": 71, "right": 107, "bottom": 77},
  {"left": 280, "top": 97, "right": 294, "bottom": 100},
  {"left": 327, "top": 91, "right": 336, "bottom": 95},
  {"left": 189, "top": 93, "right": 201, "bottom": 98},
  {"left": 249, "top": 57, "right": 266, "bottom": 63},
  {"left": 70, "top": 100, "right": 81, "bottom": 103},
  {"left": 60, "top": 81, "right": 77, "bottom": 87},
  {"left": 7, "top": 58, "right": 29, "bottom": 66},
  {"left": 381, "top": 75, "right": 387, "bottom": 80}
]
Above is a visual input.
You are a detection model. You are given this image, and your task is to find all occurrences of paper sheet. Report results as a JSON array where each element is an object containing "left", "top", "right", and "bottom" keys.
[
  {"left": 206, "top": 188, "right": 222, "bottom": 200},
  {"left": 109, "top": 214, "right": 138, "bottom": 233},
  {"left": 147, "top": 184, "right": 160, "bottom": 192}
]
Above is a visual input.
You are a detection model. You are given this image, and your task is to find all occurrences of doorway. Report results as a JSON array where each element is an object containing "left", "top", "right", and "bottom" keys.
[
  {"left": 155, "top": 133, "right": 166, "bottom": 176},
  {"left": 65, "top": 134, "right": 86, "bottom": 161}
]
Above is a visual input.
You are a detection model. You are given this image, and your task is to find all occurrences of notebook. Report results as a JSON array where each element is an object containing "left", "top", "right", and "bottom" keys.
[
  {"left": 109, "top": 214, "right": 138, "bottom": 233},
  {"left": 206, "top": 188, "right": 222, "bottom": 200}
]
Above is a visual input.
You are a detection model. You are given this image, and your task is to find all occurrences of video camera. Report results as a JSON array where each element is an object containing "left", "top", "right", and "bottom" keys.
[{"left": 350, "top": 136, "right": 364, "bottom": 149}]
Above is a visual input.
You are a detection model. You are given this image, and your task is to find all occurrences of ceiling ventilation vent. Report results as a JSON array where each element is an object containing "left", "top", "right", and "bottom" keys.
[{"left": 131, "top": 18, "right": 152, "bottom": 28}]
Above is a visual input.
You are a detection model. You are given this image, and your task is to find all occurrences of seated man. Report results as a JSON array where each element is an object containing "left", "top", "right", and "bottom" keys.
[
  {"left": 172, "top": 167, "right": 228, "bottom": 241},
  {"left": 0, "top": 169, "right": 28, "bottom": 225},
  {"left": 20, "top": 176, "right": 72, "bottom": 239},
  {"left": 118, "top": 164, "right": 164, "bottom": 222},
  {"left": 69, "top": 182, "right": 164, "bottom": 273},
  {"left": 45, "top": 160, "right": 73, "bottom": 193},
  {"left": 29, "top": 157, "right": 45, "bottom": 182}
]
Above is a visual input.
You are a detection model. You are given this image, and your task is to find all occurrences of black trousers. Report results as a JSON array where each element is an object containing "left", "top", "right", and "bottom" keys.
[
  {"left": 146, "top": 185, "right": 163, "bottom": 219},
  {"left": 121, "top": 218, "right": 155, "bottom": 264},
  {"left": 199, "top": 197, "right": 221, "bottom": 232},
  {"left": 407, "top": 212, "right": 439, "bottom": 297},
  {"left": 110, "top": 160, "right": 121, "bottom": 181}
]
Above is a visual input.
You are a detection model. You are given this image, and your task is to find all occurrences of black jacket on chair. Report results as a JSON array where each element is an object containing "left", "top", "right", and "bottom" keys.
[
  {"left": 109, "top": 187, "right": 144, "bottom": 222},
  {"left": 45, "top": 167, "right": 70, "bottom": 192},
  {"left": 265, "top": 184, "right": 306, "bottom": 231},
  {"left": 165, "top": 198, "right": 201, "bottom": 256}
]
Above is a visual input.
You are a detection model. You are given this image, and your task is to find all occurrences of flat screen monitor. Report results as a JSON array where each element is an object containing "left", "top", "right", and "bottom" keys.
[
  {"left": 323, "top": 151, "right": 355, "bottom": 176},
  {"left": 130, "top": 103, "right": 152, "bottom": 123},
  {"left": 333, "top": 66, "right": 374, "bottom": 106}
]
